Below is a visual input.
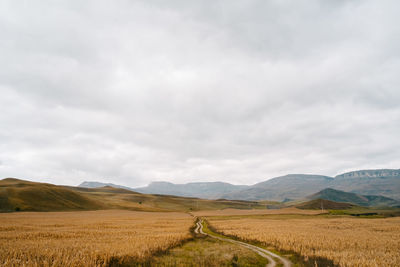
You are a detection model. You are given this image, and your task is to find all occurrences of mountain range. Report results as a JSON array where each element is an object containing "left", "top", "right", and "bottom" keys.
[
  {"left": 79, "top": 169, "right": 400, "bottom": 201},
  {"left": 80, "top": 181, "right": 248, "bottom": 199}
]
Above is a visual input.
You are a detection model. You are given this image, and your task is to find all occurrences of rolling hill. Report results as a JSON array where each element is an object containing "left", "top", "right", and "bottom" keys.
[
  {"left": 0, "top": 178, "right": 263, "bottom": 212},
  {"left": 0, "top": 178, "right": 105, "bottom": 212}
]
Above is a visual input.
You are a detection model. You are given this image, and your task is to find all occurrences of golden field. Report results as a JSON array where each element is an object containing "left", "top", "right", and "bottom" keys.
[
  {"left": 0, "top": 210, "right": 193, "bottom": 266},
  {"left": 207, "top": 216, "right": 400, "bottom": 267}
]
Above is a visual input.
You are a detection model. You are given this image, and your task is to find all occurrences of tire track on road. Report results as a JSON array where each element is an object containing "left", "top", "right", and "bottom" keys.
[{"left": 195, "top": 219, "right": 291, "bottom": 267}]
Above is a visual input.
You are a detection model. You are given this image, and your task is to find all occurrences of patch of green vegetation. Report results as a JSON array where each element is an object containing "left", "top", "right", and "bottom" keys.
[
  {"left": 328, "top": 206, "right": 400, "bottom": 218},
  {"left": 201, "top": 220, "right": 226, "bottom": 239},
  {"left": 149, "top": 237, "right": 268, "bottom": 266}
]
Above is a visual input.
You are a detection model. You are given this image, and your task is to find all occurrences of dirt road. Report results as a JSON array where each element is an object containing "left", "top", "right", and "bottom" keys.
[{"left": 195, "top": 219, "right": 291, "bottom": 267}]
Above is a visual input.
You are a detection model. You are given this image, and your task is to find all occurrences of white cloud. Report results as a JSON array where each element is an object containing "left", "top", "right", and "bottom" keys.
[{"left": 0, "top": 0, "right": 399, "bottom": 186}]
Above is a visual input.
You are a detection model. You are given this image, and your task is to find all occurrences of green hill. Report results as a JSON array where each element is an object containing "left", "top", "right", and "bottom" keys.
[{"left": 307, "top": 188, "right": 399, "bottom": 207}]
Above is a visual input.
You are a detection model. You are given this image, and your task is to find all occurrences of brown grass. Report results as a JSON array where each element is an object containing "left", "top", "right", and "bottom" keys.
[
  {"left": 0, "top": 210, "right": 193, "bottom": 266},
  {"left": 193, "top": 207, "right": 327, "bottom": 217},
  {"left": 208, "top": 216, "right": 400, "bottom": 267}
]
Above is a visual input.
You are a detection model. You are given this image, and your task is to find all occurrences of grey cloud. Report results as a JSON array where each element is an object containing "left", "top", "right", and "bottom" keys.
[{"left": 0, "top": 0, "right": 399, "bottom": 187}]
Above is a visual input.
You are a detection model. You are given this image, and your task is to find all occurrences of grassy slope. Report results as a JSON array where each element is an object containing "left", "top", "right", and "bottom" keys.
[
  {"left": 0, "top": 178, "right": 105, "bottom": 212},
  {"left": 0, "top": 178, "right": 266, "bottom": 212}
]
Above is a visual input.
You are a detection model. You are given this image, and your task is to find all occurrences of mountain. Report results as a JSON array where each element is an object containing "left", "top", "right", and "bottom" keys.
[
  {"left": 222, "top": 169, "right": 400, "bottom": 201},
  {"left": 221, "top": 174, "right": 333, "bottom": 201},
  {"left": 1, "top": 178, "right": 262, "bottom": 212},
  {"left": 79, "top": 181, "right": 248, "bottom": 199},
  {"left": 330, "top": 169, "right": 400, "bottom": 199},
  {"left": 335, "top": 169, "right": 400, "bottom": 179},
  {"left": 134, "top": 181, "right": 249, "bottom": 199},
  {"left": 79, "top": 181, "right": 135, "bottom": 191},
  {"left": 77, "top": 168, "right": 400, "bottom": 201},
  {"left": 307, "top": 188, "right": 399, "bottom": 207}
]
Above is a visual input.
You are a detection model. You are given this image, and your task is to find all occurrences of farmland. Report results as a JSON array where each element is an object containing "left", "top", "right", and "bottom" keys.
[
  {"left": 207, "top": 215, "right": 400, "bottom": 267},
  {"left": 2, "top": 178, "right": 400, "bottom": 266},
  {"left": 0, "top": 210, "right": 193, "bottom": 266},
  {"left": 1, "top": 207, "right": 400, "bottom": 266}
]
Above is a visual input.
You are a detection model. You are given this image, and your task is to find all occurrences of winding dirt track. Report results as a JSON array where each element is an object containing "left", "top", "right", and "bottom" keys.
[{"left": 195, "top": 219, "right": 291, "bottom": 267}]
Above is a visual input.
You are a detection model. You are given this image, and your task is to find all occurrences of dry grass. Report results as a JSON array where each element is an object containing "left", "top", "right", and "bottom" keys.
[
  {"left": 208, "top": 216, "right": 400, "bottom": 267},
  {"left": 0, "top": 210, "right": 193, "bottom": 266},
  {"left": 193, "top": 207, "right": 327, "bottom": 217}
]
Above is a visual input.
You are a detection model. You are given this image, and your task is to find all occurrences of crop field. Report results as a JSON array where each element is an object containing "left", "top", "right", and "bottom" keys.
[
  {"left": 207, "top": 215, "right": 400, "bottom": 267},
  {"left": 0, "top": 210, "right": 193, "bottom": 266}
]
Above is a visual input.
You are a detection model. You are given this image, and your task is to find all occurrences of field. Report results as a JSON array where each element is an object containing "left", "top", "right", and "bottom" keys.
[
  {"left": 2, "top": 178, "right": 400, "bottom": 266},
  {"left": 0, "top": 210, "right": 193, "bottom": 266},
  {"left": 207, "top": 215, "right": 400, "bottom": 267}
]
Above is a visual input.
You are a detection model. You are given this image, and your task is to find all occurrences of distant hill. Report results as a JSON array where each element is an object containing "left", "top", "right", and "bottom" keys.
[
  {"left": 221, "top": 174, "right": 334, "bottom": 201},
  {"left": 221, "top": 169, "right": 400, "bottom": 201},
  {"left": 134, "top": 181, "right": 249, "bottom": 199},
  {"left": 78, "top": 168, "right": 400, "bottom": 201},
  {"left": 79, "top": 181, "right": 135, "bottom": 191},
  {"left": 307, "top": 188, "right": 400, "bottom": 207},
  {"left": 296, "top": 199, "right": 355, "bottom": 210},
  {"left": 0, "top": 178, "right": 263, "bottom": 212}
]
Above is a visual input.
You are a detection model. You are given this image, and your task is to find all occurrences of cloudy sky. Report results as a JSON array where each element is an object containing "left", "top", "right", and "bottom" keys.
[{"left": 1, "top": 0, "right": 399, "bottom": 187}]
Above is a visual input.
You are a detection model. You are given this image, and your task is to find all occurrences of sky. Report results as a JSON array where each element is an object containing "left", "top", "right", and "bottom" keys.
[{"left": 0, "top": 0, "right": 399, "bottom": 187}]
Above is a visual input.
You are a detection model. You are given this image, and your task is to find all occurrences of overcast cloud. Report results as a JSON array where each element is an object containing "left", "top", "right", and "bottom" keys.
[{"left": 1, "top": 0, "right": 399, "bottom": 187}]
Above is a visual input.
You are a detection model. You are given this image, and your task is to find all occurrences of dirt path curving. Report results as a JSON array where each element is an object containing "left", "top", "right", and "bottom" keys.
[{"left": 195, "top": 219, "right": 291, "bottom": 267}]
